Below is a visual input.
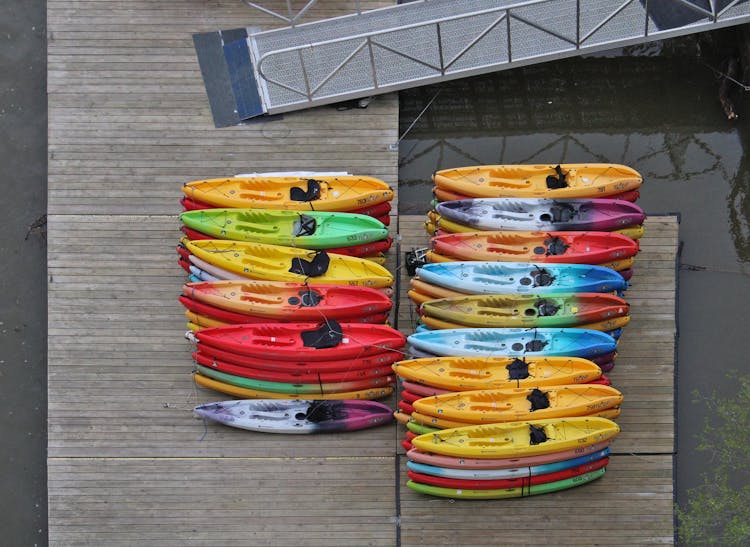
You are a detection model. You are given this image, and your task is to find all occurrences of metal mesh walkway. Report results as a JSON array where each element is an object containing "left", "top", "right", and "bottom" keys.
[{"left": 195, "top": 0, "right": 750, "bottom": 125}]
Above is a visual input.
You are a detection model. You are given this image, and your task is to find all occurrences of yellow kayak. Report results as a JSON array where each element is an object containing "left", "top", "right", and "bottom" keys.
[
  {"left": 408, "top": 278, "right": 469, "bottom": 306},
  {"left": 406, "top": 407, "right": 621, "bottom": 430},
  {"left": 432, "top": 163, "right": 642, "bottom": 199},
  {"left": 183, "top": 238, "right": 394, "bottom": 288},
  {"left": 392, "top": 355, "right": 603, "bottom": 391},
  {"left": 193, "top": 372, "right": 395, "bottom": 400},
  {"left": 411, "top": 416, "right": 620, "bottom": 458},
  {"left": 419, "top": 292, "right": 629, "bottom": 329},
  {"left": 185, "top": 311, "right": 228, "bottom": 330},
  {"left": 182, "top": 175, "right": 393, "bottom": 211},
  {"left": 413, "top": 385, "right": 623, "bottom": 424}
]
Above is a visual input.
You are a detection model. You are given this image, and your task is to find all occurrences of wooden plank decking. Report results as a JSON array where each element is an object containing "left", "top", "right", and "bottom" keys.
[{"left": 48, "top": 1, "right": 677, "bottom": 545}]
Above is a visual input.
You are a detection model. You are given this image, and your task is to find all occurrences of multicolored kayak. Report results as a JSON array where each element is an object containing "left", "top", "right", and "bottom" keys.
[
  {"left": 411, "top": 416, "right": 620, "bottom": 459},
  {"left": 183, "top": 238, "right": 394, "bottom": 288},
  {"left": 412, "top": 384, "right": 623, "bottom": 424},
  {"left": 434, "top": 197, "right": 645, "bottom": 232},
  {"left": 194, "top": 399, "right": 394, "bottom": 434},
  {"left": 194, "top": 371, "right": 395, "bottom": 400},
  {"left": 182, "top": 175, "right": 393, "bottom": 211},
  {"left": 429, "top": 230, "right": 639, "bottom": 264},
  {"left": 419, "top": 292, "right": 628, "bottom": 328},
  {"left": 406, "top": 448, "right": 609, "bottom": 480},
  {"left": 424, "top": 250, "right": 635, "bottom": 273},
  {"left": 180, "top": 209, "right": 389, "bottom": 249},
  {"left": 424, "top": 214, "right": 645, "bottom": 241},
  {"left": 191, "top": 320, "right": 406, "bottom": 361},
  {"left": 182, "top": 280, "right": 393, "bottom": 321},
  {"left": 407, "top": 455, "right": 608, "bottom": 489},
  {"left": 419, "top": 313, "right": 630, "bottom": 333},
  {"left": 392, "top": 356, "right": 603, "bottom": 391},
  {"left": 406, "top": 439, "right": 614, "bottom": 470},
  {"left": 433, "top": 185, "right": 641, "bottom": 205},
  {"left": 195, "top": 364, "right": 395, "bottom": 394},
  {"left": 432, "top": 163, "right": 642, "bottom": 199},
  {"left": 406, "top": 466, "right": 606, "bottom": 498},
  {"left": 179, "top": 296, "right": 389, "bottom": 327},
  {"left": 407, "top": 328, "right": 617, "bottom": 359},
  {"left": 415, "top": 262, "right": 629, "bottom": 295}
]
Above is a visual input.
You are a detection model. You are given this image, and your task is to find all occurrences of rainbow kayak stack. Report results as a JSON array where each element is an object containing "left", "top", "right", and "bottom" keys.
[
  {"left": 178, "top": 173, "right": 402, "bottom": 426},
  {"left": 399, "top": 162, "right": 644, "bottom": 497}
]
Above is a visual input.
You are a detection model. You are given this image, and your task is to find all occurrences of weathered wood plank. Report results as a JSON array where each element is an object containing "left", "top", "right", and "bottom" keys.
[{"left": 48, "top": 0, "right": 676, "bottom": 542}]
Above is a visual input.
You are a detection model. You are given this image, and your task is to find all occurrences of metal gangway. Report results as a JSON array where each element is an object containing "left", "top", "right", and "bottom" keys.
[{"left": 194, "top": 0, "right": 750, "bottom": 126}]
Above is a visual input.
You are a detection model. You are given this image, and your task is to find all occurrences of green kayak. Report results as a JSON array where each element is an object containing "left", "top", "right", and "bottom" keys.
[
  {"left": 195, "top": 365, "right": 393, "bottom": 395},
  {"left": 406, "top": 467, "right": 606, "bottom": 499},
  {"left": 180, "top": 208, "right": 389, "bottom": 249}
]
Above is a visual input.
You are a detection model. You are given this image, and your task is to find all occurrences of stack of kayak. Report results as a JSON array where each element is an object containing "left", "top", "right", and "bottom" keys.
[
  {"left": 397, "top": 162, "right": 643, "bottom": 498},
  {"left": 422, "top": 163, "right": 646, "bottom": 278},
  {"left": 188, "top": 319, "right": 404, "bottom": 401},
  {"left": 393, "top": 356, "right": 623, "bottom": 499},
  {"left": 178, "top": 173, "right": 395, "bottom": 281},
  {"left": 178, "top": 173, "right": 403, "bottom": 431}
]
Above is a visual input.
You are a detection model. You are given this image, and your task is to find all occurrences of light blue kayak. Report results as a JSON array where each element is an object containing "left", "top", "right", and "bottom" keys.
[
  {"left": 413, "top": 323, "right": 623, "bottom": 340},
  {"left": 406, "top": 448, "right": 611, "bottom": 480},
  {"left": 407, "top": 327, "right": 618, "bottom": 358},
  {"left": 416, "top": 261, "right": 628, "bottom": 295},
  {"left": 188, "top": 265, "right": 220, "bottom": 282}
]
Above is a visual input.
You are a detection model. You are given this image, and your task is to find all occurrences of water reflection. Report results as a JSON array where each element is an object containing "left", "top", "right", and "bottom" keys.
[{"left": 397, "top": 44, "right": 750, "bottom": 265}]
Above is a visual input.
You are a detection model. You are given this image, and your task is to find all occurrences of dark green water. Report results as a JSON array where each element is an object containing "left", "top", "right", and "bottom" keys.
[{"left": 397, "top": 33, "right": 750, "bottom": 508}]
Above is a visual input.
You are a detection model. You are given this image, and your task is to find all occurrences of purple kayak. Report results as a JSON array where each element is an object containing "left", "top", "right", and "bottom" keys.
[
  {"left": 194, "top": 399, "right": 394, "bottom": 434},
  {"left": 435, "top": 197, "right": 645, "bottom": 232}
]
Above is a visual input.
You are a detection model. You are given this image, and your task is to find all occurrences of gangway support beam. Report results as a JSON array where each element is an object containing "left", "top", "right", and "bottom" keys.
[{"left": 194, "top": 0, "right": 750, "bottom": 126}]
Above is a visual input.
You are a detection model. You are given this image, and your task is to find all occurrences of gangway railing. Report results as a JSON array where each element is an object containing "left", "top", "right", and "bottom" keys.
[{"left": 194, "top": 0, "right": 750, "bottom": 125}]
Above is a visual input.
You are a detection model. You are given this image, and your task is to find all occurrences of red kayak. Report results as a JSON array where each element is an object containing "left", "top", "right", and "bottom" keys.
[
  {"left": 193, "top": 351, "right": 395, "bottom": 383},
  {"left": 406, "top": 456, "right": 609, "bottom": 489},
  {"left": 179, "top": 295, "right": 389, "bottom": 325},
  {"left": 195, "top": 343, "right": 403, "bottom": 373},
  {"left": 193, "top": 320, "right": 406, "bottom": 361},
  {"left": 400, "top": 390, "right": 422, "bottom": 404},
  {"left": 182, "top": 280, "right": 393, "bottom": 321},
  {"left": 180, "top": 195, "right": 393, "bottom": 224},
  {"left": 430, "top": 230, "right": 639, "bottom": 264},
  {"left": 398, "top": 399, "right": 415, "bottom": 415}
]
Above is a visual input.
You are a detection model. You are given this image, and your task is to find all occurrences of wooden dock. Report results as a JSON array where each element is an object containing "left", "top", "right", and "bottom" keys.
[{"left": 48, "top": 1, "right": 677, "bottom": 544}]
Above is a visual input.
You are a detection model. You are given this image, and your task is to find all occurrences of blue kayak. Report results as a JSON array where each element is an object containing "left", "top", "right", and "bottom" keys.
[
  {"left": 413, "top": 323, "right": 623, "bottom": 340},
  {"left": 415, "top": 262, "right": 628, "bottom": 295},
  {"left": 407, "top": 327, "right": 618, "bottom": 358}
]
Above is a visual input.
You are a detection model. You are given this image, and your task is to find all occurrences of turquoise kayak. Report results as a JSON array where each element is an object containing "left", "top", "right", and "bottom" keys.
[
  {"left": 180, "top": 208, "right": 389, "bottom": 249},
  {"left": 416, "top": 261, "right": 628, "bottom": 294},
  {"left": 407, "top": 327, "right": 618, "bottom": 359}
]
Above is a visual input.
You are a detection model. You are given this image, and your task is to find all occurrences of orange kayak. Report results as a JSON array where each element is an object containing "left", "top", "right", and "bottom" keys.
[
  {"left": 432, "top": 163, "right": 642, "bottom": 199},
  {"left": 182, "top": 175, "right": 393, "bottom": 211}
]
